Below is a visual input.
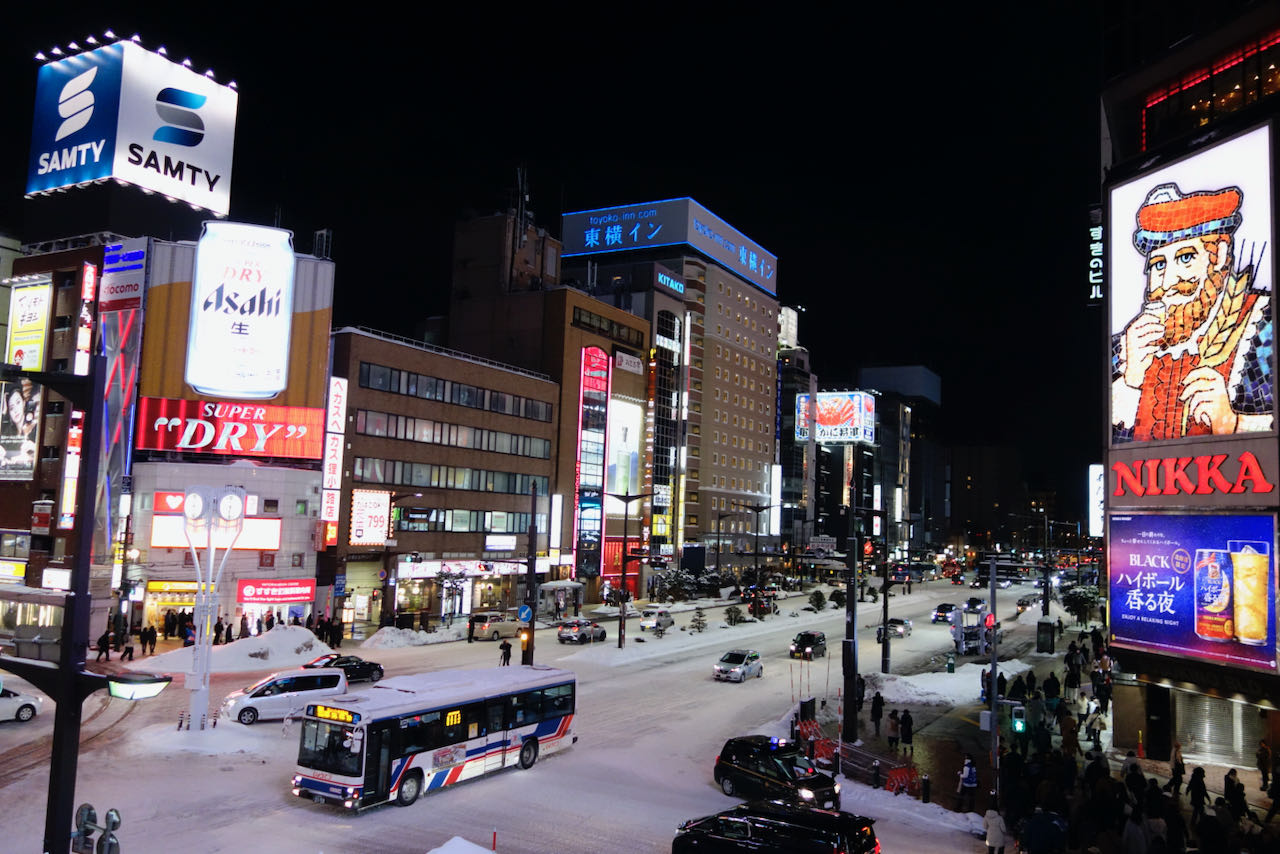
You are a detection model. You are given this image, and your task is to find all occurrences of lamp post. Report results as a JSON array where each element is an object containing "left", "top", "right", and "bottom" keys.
[
  {"left": 379, "top": 491, "right": 422, "bottom": 629},
  {"left": 715, "top": 509, "right": 737, "bottom": 584},
  {"left": 735, "top": 501, "right": 775, "bottom": 591},
  {"left": 182, "top": 485, "right": 246, "bottom": 730},
  {"left": 606, "top": 491, "right": 651, "bottom": 649}
]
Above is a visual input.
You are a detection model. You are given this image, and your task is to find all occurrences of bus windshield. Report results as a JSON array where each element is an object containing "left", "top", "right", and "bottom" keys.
[{"left": 298, "top": 719, "right": 362, "bottom": 777}]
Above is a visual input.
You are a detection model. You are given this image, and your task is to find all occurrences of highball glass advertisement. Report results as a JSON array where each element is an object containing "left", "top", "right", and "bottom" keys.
[{"left": 1109, "top": 513, "right": 1276, "bottom": 671}]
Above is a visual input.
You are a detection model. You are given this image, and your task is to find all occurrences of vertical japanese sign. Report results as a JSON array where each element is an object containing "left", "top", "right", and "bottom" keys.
[
  {"left": 73, "top": 262, "right": 98, "bottom": 376},
  {"left": 58, "top": 409, "right": 85, "bottom": 529},
  {"left": 1109, "top": 513, "right": 1277, "bottom": 671},
  {"left": 322, "top": 377, "right": 347, "bottom": 522},
  {"left": 574, "top": 347, "right": 609, "bottom": 578},
  {"left": 5, "top": 279, "right": 52, "bottom": 369}
]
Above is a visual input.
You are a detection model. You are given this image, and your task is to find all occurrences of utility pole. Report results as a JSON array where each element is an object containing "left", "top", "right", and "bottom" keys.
[
  {"left": 989, "top": 555, "right": 1000, "bottom": 802},
  {"left": 522, "top": 483, "right": 537, "bottom": 665},
  {"left": 881, "top": 558, "right": 892, "bottom": 674},
  {"left": 841, "top": 449, "right": 861, "bottom": 745}
]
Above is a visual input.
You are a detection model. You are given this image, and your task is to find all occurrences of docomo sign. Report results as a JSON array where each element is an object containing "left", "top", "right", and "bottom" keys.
[
  {"left": 135, "top": 396, "right": 323, "bottom": 459},
  {"left": 237, "top": 578, "right": 316, "bottom": 604}
]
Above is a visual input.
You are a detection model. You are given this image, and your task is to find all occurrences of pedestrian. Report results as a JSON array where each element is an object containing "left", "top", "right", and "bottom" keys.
[
  {"left": 182, "top": 622, "right": 195, "bottom": 646},
  {"left": 1224, "top": 768, "right": 1247, "bottom": 820},
  {"left": 264, "top": 611, "right": 275, "bottom": 631},
  {"left": 120, "top": 634, "right": 134, "bottom": 661},
  {"left": 1056, "top": 616, "right": 1064, "bottom": 638},
  {"left": 1166, "top": 741, "right": 1185, "bottom": 797},
  {"left": 1008, "top": 673, "right": 1027, "bottom": 701},
  {"left": 984, "top": 796, "right": 1008, "bottom": 854},
  {"left": 467, "top": 614, "right": 477, "bottom": 643},
  {"left": 980, "top": 668, "right": 990, "bottom": 703},
  {"left": 996, "top": 670, "right": 1007, "bottom": 699},
  {"left": 957, "top": 753, "right": 979, "bottom": 813},
  {"left": 886, "top": 710, "right": 901, "bottom": 751},
  {"left": 855, "top": 673, "right": 866, "bottom": 712},
  {"left": 305, "top": 613, "right": 314, "bottom": 631},
  {"left": 1264, "top": 768, "right": 1280, "bottom": 823},
  {"left": 239, "top": 614, "right": 250, "bottom": 640},
  {"left": 1059, "top": 712, "right": 1083, "bottom": 757},
  {"left": 315, "top": 616, "right": 327, "bottom": 640},
  {"left": 499, "top": 638, "right": 512, "bottom": 666},
  {"left": 1024, "top": 670, "right": 1036, "bottom": 696},
  {"left": 95, "top": 630, "right": 111, "bottom": 662},
  {"left": 1258, "top": 739, "right": 1272, "bottom": 791},
  {"left": 256, "top": 615, "right": 264, "bottom": 635},
  {"left": 330, "top": 617, "right": 343, "bottom": 648},
  {"left": 147, "top": 624, "right": 157, "bottom": 654},
  {"left": 1084, "top": 706, "right": 1107, "bottom": 753},
  {"left": 900, "top": 709, "right": 914, "bottom": 755},
  {"left": 870, "top": 691, "right": 884, "bottom": 737},
  {"left": 1188, "top": 766, "right": 1208, "bottom": 827},
  {"left": 213, "top": 616, "right": 224, "bottom": 645}
]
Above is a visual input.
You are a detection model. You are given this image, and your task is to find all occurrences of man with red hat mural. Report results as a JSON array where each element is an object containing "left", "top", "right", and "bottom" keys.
[{"left": 1113, "top": 181, "right": 1272, "bottom": 442}]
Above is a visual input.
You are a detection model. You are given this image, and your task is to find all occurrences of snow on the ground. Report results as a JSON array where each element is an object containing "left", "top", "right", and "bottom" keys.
[
  {"left": 427, "top": 838, "right": 492, "bottom": 854},
  {"left": 128, "top": 624, "right": 334, "bottom": 674},
  {"left": 864, "top": 659, "right": 1037, "bottom": 706}
]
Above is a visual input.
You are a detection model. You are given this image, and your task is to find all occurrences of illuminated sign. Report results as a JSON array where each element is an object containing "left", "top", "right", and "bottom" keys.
[
  {"left": 137, "top": 235, "right": 333, "bottom": 461},
  {"left": 0, "top": 561, "right": 26, "bottom": 582},
  {"left": 573, "top": 348, "right": 609, "bottom": 578},
  {"left": 43, "top": 568, "right": 71, "bottom": 590},
  {"left": 485, "top": 534, "right": 517, "bottom": 551},
  {"left": 6, "top": 279, "right": 52, "bottom": 369},
  {"left": 795, "top": 392, "right": 875, "bottom": 444},
  {"left": 154, "top": 491, "right": 186, "bottom": 513},
  {"left": 322, "top": 377, "right": 347, "bottom": 521},
  {"left": 326, "top": 378, "right": 348, "bottom": 435},
  {"left": 0, "top": 378, "right": 43, "bottom": 482},
  {"left": 73, "top": 262, "right": 98, "bottom": 376},
  {"left": 149, "top": 515, "right": 282, "bottom": 550},
  {"left": 1109, "top": 124, "right": 1274, "bottom": 445},
  {"left": 26, "top": 42, "right": 238, "bottom": 214},
  {"left": 1089, "top": 464, "right": 1105, "bottom": 538},
  {"left": 349, "top": 490, "right": 391, "bottom": 547},
  {"left": 445, "top": 709, "right": 461, "bottom": 727},
  {"left": 1110, "top": 450, "right": 1275, "bottom": 498},
  {"left": 654, "top": 265, "right": 685, "bottom": 296},
  {"left": 146, "top": 580, "right": 199, "bottom": 592},
  {"left": 562, "top": 198, "right": 778, "bottom": 296},
  {"left": 312, "top": 705, "right": 358, "bottom": 723},
  {"left": 58, "top": 410, "right": 85, "bottom": 529},
  {"left": 614, "top": 351, "right": 644, "bottom": 375},
  {"left": 236, "top": 577, "right": 316, "bottom": 604},
  {"left": 100, "top": 240, "right": 146, "bottom": 311},
  {"left": 1109, "top": 513, "right": 1276, "bottom": 671},
  {"left": 1086, "top": 211, "right": 1104, "bottom": 303},
  {"left": 604, "top": 400, "right": 643, "bottom": 516}
]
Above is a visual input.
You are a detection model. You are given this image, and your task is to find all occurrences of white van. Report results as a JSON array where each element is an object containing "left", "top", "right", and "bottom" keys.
[{"left": 221, "top": 667, "right": 348, "bottom": 725}]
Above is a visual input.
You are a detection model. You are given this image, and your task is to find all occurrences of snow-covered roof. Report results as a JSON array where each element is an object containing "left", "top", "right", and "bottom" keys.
[{"left": 316, "top": 665, "right": 575, "bottom": 721}]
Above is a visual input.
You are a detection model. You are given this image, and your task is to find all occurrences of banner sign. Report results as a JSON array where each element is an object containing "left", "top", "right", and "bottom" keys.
[
  {"left": 134, "top": 396, "right": 323, "bottom": 458},
  {"left": 0, "top": 378, "right": 43, "bottom": 481},
  {"left": 1109, "top": 513, "right": 1277, "bottom": 671},
  {"left": 5, "top": 280, "right": 52, "bottom": 369},
  {"left": 236, "top": 577, "right": 315, "bottom": 604},
  {"left": 795, "top": 391, "right": 875, "bottom": 444}
]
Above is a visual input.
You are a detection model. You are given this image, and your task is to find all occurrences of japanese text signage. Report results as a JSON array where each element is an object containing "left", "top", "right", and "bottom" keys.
[
  {"left": 1109, "top": 513, "right": 1277, "bottom": 671},
  {"left": 322, "top": 377, "right": 347, "bottom": 521},
  {"left": 5, "top": 279, "right": 52, "bottom": 369},
  {"left": 349, "top": 489, "right": 391, "bottom": 547},
  {"left": 794, "top": 392, "right": 875, "bottom": 444},
  {"left": 26, "top": 42, "right": 237, "bottom": 214},
  {"left": 561, "top": 198, "right": 777, "bottom": 296},
  {"left": 236, "top": 577, "right": 316, "bottom": 604}
]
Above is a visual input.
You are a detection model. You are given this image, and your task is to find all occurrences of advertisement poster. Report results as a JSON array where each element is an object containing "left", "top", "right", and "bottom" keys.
[
  {"left": 1109, "top": 513, "right": 1277, "bottom": 671},
  {"left": 794, "top": 391, "right": 875, "bottom": 444},
  {"left": 1108, "top": 123, "right": 1275, "bottom": 445},
  {"left": 5, "top": 280, "right": 51, "bottom": 369},
  {"left": 0, "top": 378, "right": 43, "bottom": 481}
]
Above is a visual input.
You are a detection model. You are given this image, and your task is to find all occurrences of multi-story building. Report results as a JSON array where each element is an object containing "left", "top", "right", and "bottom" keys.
[
  {"left": 778, "top": 338, "right": 818, "bottom": 556},
  {"left": 322, "top": 327, "right": 560, "bottom": 635},
  {"left": 1100, "top": 2, "right": 1280, "bottom": 766},
  {"left": 559, "top": 199, "right": 782, "bottom": 584}
]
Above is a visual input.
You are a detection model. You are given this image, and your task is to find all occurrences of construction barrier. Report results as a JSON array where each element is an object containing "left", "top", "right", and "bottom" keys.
[{"left": 885, "top": 766, "right": 921, "bottom": 797}]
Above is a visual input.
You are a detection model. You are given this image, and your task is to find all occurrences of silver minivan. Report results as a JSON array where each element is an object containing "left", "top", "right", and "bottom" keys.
[{"left": 221, "top": 667, "right": 348, "bottom": 725}]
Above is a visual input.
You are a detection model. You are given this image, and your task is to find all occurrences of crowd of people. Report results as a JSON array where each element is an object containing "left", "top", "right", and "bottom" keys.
[{"left": 92, "top": 608, "right": 344, "bottom": 661}]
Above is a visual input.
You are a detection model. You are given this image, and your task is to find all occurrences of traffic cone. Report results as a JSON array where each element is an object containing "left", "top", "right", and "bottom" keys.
[{"left": 1137, "top": 729, "right": 1145, "bottom": 759}]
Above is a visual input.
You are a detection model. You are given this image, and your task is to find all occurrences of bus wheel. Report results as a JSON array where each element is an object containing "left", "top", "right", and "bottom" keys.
[
  {"left": 396, "top": 771, "right": 422, "bottom": 806},
  {"left": 519, "top": 739, "right": 539, "bottom": 769}
]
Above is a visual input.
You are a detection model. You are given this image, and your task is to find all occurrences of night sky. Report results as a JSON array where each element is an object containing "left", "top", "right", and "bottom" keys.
[{"left": 1, "top": 6, "right": 1105, "bottom": 517}]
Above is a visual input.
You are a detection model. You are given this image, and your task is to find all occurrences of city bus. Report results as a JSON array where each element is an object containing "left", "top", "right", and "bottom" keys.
[
  {"left": 972, "top": 562, "right": 1034, "bottom": 588},
  {"left": 291, "top": 665, "right": 576, "bottom": 811}
]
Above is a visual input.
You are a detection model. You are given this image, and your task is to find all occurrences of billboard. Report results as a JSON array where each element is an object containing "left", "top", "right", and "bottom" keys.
[
  {"left": 5, "top": 279, "right": 52, "bottom": 369},
  {"left": 0, "top": 378, "right": 43, "bottom": 481},
  {"left": 349, "top": 489, "right": 391, "bottom": 547},
  {"left": 1109, "top": 123, "right": 1274, "bottom": 446},
  {"left": 561, "top": 198, "right": 778, "bottom": 295},
  {"left": 134, "top": 227, "right": 333, "bottom": 460},
  {"left": 26, "top": 42, "right": 237, "bottom": 214},
  {"left": 236, "top": 578, "right": 316, "bottom": 604},
  {"left": 574, "top": 347, "right": 609, "bottom": 578},
  {"left": 1109, "top": 513, "right": 1276, "bottom": 672},
  {"left": 604, "top": 400, "right": 643, "bottom": 516},
  {"left": 794, "top": 391, "right": 875, "bottom": 444}
]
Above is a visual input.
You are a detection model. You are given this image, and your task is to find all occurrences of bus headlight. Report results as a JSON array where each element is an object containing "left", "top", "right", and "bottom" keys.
[{"left": 798, "top": 788, "right": 815, "bottom": 800}]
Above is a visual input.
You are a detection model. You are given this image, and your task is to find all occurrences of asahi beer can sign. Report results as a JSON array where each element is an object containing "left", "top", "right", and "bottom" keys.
[{"left": 186, "top": 222, "right": 296, "bottom": 399}]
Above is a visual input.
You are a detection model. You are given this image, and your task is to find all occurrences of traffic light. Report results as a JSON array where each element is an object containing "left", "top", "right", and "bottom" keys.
[
  {"left": 1012, "top": 706, "right": 1027, "bottom": 733},
  {"left": 519, "top": 629, "right": 529, "bottom": 652},
  {"left": 984, "top": 612, "right": 995, "bottom": 629}
]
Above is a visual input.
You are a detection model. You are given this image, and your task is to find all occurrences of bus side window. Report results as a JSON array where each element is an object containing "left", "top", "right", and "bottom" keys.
[
  {"left": 544, "top": 684, "right": 573, "bottom": 715},
  {"left": 486, "top": 700, "right": 504, "bottom": 734}
]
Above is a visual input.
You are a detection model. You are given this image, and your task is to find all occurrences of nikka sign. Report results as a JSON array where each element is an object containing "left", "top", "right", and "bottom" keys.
[{"left": 1109, "top": 439, "right": 1280, "bottom": 509}]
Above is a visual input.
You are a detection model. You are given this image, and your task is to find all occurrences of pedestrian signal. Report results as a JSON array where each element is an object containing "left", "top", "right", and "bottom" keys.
[
  {"left": 1012, "top": 706, "right": 1027, "bottom": 733},
  {"left": 984, "top": 612, "right": 995, "bottom": 628}
]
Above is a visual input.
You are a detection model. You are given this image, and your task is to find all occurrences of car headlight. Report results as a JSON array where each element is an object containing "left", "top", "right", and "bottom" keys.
[
  {"left": 834, "top": 782, "right": 841, "bottom": 794},
  {"left": 798, "top": 788, "right": 815, "bottom": 800}
]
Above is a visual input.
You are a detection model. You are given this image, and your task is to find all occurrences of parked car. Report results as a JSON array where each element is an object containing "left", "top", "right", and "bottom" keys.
[
  {"left": 714, "top": 649, "right": 764, "bottom": 682},
  {"left": 471, "top": 612, "right": 526, "bottom": 640},
  {"left": 673, "top": 802, "right": 878, "bottom": 854},
  {"left": 302, "top": 653, "right": 384, "bottom": 683},
  {"left": 931, "top": 603, "right": 958, "bottom": 623},
  {"left": 0, "top": 686, "right": 43, "bottom": 722},
  {"left": 221, "top": 667, "right": 348, "bottom": 725},
  {"left": 639, "top": 608, "right": 675, "bottom": 632},
  {"left": 712, "top": 736, "right": 842, "bottom": 810},
  {"left": 789, "top": 630, "right": 827, "bottom": 660},
  {"left": 557, "top": 618, "right": 606, "bottom": 644},
  {"left": 875, "top": 618, "right": 912, "bottom": 643}
]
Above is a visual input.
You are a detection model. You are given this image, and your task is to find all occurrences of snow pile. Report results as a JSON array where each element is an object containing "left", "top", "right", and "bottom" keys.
[
  {"left": 427, "top": 838, "right": 492, "bottom": 854},
  {"left": 864, "top": 659, "right": 1036, "bottom": 707},
  {"left": 129, "top": 625, "right": 332, "bottom": 675},
  {"left": 361, "top": 624, "right": 469, "bottom": 649}
]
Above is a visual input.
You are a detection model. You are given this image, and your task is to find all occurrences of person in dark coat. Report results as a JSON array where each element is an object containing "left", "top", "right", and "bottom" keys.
[
  {"left": 1008, "top": 673, "right": 1027, "bottom": 701},
  {"left": 1258, "top": 739, "right": 1272, "bottom": 791},
  {"left": 499, "top": 639, "right": 512, "bottom": 666},
  {"left": 330, "top": 618, "right": 343, "bottom": 648},
  {"left": 855, "top": 673, "right": 866, "bottom": 711},
  {"left": 467, "top": 615, "right": 477, "bottom": 643},
  {"left": 1187, "top": 766, "right": 1209, "bottom": 827},
  {"left": 147, "top": 624, "right": 158, "bottom": 654},
  {"left": 95, "top": 630, "right": 112, "bottom": 662},
  {"left": 869, "top": 692, "right": 885, "bottom": 736},
  {"left": 1224, "top": 768, "right": 1247, "bottom": 820},
  {"left": 1024, "top": 670, "right": 1037, "bottom": 696},
  {"left": 239, "top": 614, "right": 250, "bottom": 640},
  {"left": 900, "top": 709, "right": 914, "bottom": 755},
  {"left": 213, "top": 617, "right": 224, "bottom": 645}
]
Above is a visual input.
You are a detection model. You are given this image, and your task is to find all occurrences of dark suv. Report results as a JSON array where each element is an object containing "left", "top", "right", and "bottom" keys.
[
  {"left": 789, "top": 631, "right": 827, "bottom": 660},
  {"left": 713, "top": 736, "right": 841, "bottom": 810},
  {"left": 673, "top": 801, "right": 878, "bottom": 853}
]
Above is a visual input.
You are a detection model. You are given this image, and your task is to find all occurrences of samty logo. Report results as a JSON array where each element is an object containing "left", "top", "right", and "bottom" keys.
[
  {"left": 153, "top": 87, "right": 206, "bottom": 147},
  {"left": 55, "top": 66, "right": 97, "bottom": 141}
]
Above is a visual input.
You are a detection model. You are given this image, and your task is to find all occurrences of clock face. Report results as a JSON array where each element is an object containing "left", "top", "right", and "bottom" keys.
[
  {"left": 218, "top": 493, "right": 244, "bottom": 521},
  {"left": 184, "top": 493, "right": 204, "bottom": 520}
]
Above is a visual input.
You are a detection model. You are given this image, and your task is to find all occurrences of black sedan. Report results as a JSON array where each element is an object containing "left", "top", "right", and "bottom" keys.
[{"left": 303, "top": 653, "right": 384, "bottom": 682}]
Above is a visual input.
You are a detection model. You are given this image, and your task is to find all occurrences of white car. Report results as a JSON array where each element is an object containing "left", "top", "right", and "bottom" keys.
[
  {"left": 221, "top": 667, "right": 347, "bottom": 725},
  {"left": 0, "top": 686, "right": 43, "bottom": 722},
  {"left": 639, "top": 609, "right": 674, "bottom": 631}
]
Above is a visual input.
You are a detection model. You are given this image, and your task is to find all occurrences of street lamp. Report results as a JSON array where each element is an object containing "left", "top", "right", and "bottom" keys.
[
  {"left": 380, "top": 491, "right": 423, "bottom": 629},
  {"left": 734, "top": 501, "right": 775, "bottom": 592},
  {"left": 605, "top": 491, "right": 651, "bottom": 649},
  {"left": 182, "top": 485, "right": 246, "bottom": 730},
  {"left": 715, "top": 509, "right": 738, "bottom": 584}
]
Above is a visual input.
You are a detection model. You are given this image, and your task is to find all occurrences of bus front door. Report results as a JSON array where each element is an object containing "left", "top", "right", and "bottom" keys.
[
  {"left": 362, "top": 723, "right": 391, "bottom": 805},
  {"left": 485, "top": 699, "right": 509, "bottom": 773}
]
